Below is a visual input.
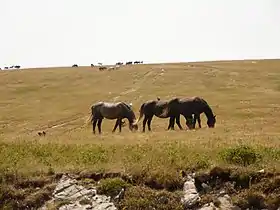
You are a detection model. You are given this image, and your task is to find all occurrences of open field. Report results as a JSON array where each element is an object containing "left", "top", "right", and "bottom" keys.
[{"left": 1, "top": 59, "right": 280, "bottom": 209}]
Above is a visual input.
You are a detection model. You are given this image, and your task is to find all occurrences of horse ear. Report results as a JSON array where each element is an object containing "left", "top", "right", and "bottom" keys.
[{"left": 214, "top": 115, "right": 216, "bottom": 118}]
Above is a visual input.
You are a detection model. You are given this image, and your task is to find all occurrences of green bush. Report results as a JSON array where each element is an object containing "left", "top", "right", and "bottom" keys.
[
  {"left": 219, "top": 145, "right": 262, "bottom": 166},
  {"left": 97, "top": 178, "right": 131, "bottom": 197}
]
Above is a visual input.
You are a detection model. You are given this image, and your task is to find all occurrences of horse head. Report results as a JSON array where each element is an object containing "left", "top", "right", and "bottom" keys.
[
  {"left": 159, "top": 105, "right": 169, "bottom": 118},
  {"left": 129, "top": 121, "right": 138, "bottom": 131},
  {"left": 207, "top": 115, "right": 216, "bottom": 128},
  {"left": 124, "top": 103, "right": 138, "bottom": 131}
]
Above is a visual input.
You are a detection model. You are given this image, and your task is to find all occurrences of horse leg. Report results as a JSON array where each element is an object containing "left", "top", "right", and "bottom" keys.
[
  {"left": 175, "top": 115, "right": 183, "bottom": 130},
  {"left": 193, "top": 115, "right": 197, "bottom": 129},
  {"left": 142, "top": 116, "right": 148, "bottom": 132},
  {"left": 97, "top": 119, "right": 103, "bottom": 134},
  {"left": 92, "top": 119, "right": 98, "bottom": 134},
  {"left": 118, "top": 118, "right": 122, "bottom": 132},
  {"left": 197, "top": 114, "right": 202, "bottom": 128},
  {"left": 168, "top": 116, "right": 175, "bottom": 130},
  {"left": 112, "top": 119, "right": 119, "bottom": 133},
  {"left": 147, "top": 116, "right": 153, "bottom": 131}
]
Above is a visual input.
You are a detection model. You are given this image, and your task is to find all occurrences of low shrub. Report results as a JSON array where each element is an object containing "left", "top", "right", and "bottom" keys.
[{"left": 219, "top": 145, "right": 262, "bottom": 166}]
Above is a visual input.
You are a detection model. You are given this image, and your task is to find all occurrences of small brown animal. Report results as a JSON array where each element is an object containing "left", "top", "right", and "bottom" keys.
[{"left": 38, "top": 131, "right": 46, "bottom": 136}]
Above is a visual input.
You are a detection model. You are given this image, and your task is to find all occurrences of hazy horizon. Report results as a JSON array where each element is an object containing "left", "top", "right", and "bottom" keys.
[{"left": 1, "top": 0, "right": 280, "bottom": 68}]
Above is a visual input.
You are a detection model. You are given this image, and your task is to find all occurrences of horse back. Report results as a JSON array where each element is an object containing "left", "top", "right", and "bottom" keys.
[
  {"left": 100, "top": 102, "right": 123, "bottom": 119},
  {"left": 178, "top": 96, "right": 209, "bottom": 114}
]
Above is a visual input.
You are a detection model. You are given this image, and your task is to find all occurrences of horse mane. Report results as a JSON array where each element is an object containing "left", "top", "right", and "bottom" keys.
[
  {"left": 168, "top": 97, "right": 180, "bottom": 104},
  {"left": 198, "top": 97, "right": 215, "bottom": 119},
  {"left": 121, "top": 102, "right": 137, "bottom": 123},
  {"left": 121, "top": 102, "right": 133, "bottom": 111}
]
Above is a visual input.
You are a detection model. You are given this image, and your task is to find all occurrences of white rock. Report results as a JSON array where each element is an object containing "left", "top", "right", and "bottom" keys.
[
  {"left": 218, "top": 194, "right": 241, "bottom": 210},
  {"left": 199, "top": 202, "right": 216, "bottom": 210},
  {"left": 40, "top": 174, "right": 117, "bottom": 210},
  {"left": 181, "top": 175, "right": 201, "bottom": 208}
]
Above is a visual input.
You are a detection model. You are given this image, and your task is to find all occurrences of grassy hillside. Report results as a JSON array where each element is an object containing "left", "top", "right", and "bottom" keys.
[
  {"left": 0, "top": 60, "right": 280, "bottom": 175},
  {"left": 1, "top": 60, "right": 280, "bottom": 209}
]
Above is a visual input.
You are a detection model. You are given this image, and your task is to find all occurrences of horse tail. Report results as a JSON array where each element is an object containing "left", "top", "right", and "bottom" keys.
[
  {"left": 135, "top": 103, "right": 145, "bottom": 124},
  {"left": 85, "top": 105, "right": 94, "bottom": 125}
]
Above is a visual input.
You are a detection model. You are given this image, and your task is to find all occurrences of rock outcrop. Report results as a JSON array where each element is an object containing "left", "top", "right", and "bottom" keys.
[
  {"left": 199, "top": 193, "right": 241, "bottom": 210},
  {"left": 181, "top": 174, "right": 241, "bottom": 210},
  {"left": 40, "top": 174, "right": 116, "bottom": 210},
  {"left": 181, "top": 174, "right": 201, "bottom": 208}
]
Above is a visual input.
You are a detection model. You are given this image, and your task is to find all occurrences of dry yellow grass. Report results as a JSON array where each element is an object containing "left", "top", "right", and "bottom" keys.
[{"left": 0, "top": 59, "right": 280, "bottom": 175}]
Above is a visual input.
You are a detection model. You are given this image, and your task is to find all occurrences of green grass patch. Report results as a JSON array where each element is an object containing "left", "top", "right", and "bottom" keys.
[{"left": 219, "top": 145, "right": 262, "bottom": 166}]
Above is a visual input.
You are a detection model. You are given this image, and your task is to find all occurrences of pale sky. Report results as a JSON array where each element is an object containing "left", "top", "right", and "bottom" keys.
[{"left": 1, "top": 0, "right": 280, "bottom": 68}]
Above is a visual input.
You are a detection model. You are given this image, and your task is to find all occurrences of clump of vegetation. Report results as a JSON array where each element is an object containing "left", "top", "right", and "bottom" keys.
[
  {"left": 116, "top": 186, "right": 184, "bottom": 210},
  {"left": 219, "top": 145, "right": 262, "bottom": 166},
  {"left": 97, "top": 177, "right": 131, "bottom": 197},
  {"left": 0, "top": 180, "right": 55, "bottom": 209}
]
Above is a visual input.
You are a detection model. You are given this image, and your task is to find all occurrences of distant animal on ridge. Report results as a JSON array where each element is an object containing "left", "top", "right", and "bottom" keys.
[
  {"left": 88, "top": 101, "right": 138, "bottom": 134},
  {"left": 135, "top": 98, "right": 194, "bottom": 132},
  {"left": 99, "top": 66, "right": 107, "bottom": 71}
]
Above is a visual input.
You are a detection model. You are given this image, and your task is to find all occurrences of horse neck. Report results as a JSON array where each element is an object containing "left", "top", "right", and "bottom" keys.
[
  {"left": 126, "top": 110, "right": 136, "bottom": 124},
  {"left": 203, "top": 104, "right": 214, "bottom": 120}
]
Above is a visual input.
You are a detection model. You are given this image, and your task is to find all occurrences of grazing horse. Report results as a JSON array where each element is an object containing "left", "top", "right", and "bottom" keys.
[
  {"left": 89, "top": 102, "right": 138, "bottom": 134},
  {"left": 163, "top": 96, "right": 216, "bottom": 129},
  {"left": 135, "top": 98, "right": 193, "bottom": 132}
]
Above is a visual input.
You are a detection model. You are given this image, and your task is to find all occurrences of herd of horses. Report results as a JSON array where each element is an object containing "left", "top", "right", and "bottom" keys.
[
  {"left": 0, "top": 65, "right": 21, "bottom": 70},
  {"left": 88, "top": 96, "right": 216, "bottom": 134}
]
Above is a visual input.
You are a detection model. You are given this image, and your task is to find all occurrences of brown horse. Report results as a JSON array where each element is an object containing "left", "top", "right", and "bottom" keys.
[
  {"left": 135, "top": 98, "right": 194, "bottom": 132},
  {"left": 89, "top": 102, "right": 138, "bottom": 134},
  {"left": 163, "top": 96, "right": 216, "bottom": 129}
]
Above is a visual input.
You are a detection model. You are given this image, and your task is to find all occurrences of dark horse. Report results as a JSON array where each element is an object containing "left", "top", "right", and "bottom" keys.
[
  {"left": 135, "top": 98, "right": 194, "bottom": 132},
  {"left": 163, "top": 96, "right": 216, "bottom": 129},
  {"left": 88, "top": 102, "right": 138, "bottom": 134}
]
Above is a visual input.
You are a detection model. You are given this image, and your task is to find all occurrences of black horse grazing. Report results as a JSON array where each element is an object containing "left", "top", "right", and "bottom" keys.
[
  {"left": 89, "top": 102, "right": 138, "bottom": 134},
  {"left": 135, "top": 98, "right": 193, "bottom": 132},
  {"left": 163, "top": 96, "right": 216, "bottom": 129}
]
